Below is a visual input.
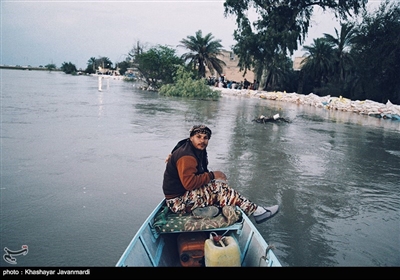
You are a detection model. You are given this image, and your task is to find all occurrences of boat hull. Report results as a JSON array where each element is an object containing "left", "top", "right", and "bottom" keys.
[{"left": 116, "top": 199, "right": 281, "bottom": 267}]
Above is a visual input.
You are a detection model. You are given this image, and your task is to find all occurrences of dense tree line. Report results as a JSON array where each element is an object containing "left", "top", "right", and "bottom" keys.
[
  {"left": 223, "top": 0, "right": 399, "bottom": 104},
  {"left": 58, "top": 0, "right": 399, "bottom": 104}
]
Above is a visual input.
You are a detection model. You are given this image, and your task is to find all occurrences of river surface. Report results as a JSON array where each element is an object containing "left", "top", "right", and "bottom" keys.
[{"left": 1, "top": 69, "right": 399, "bottom": 267}]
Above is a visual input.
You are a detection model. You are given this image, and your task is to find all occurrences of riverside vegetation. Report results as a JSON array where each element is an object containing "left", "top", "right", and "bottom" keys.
[
  {"left": 52, "top": 1, "right": 398, "bottom": 105},
  {"left": 158, "top": 66, "right": 220, "bottom": 100}
]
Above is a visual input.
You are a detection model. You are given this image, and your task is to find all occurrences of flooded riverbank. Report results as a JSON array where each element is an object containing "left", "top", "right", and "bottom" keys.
[{"left": 1, "top": 69, "right": 399, "bottom": 267}]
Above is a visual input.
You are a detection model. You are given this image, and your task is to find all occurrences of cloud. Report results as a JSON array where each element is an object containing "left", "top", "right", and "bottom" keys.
[
  {"left": 2, "top": 0, "right": 237, "bottom": 69},
  {"left": 3, "top": 0, "right": 379, "bottom": 69}
]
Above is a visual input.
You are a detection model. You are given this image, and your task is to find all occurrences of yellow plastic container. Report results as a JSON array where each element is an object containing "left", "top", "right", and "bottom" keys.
[{"left": 204, "top": 236, "right": 241, "bottom": 267}]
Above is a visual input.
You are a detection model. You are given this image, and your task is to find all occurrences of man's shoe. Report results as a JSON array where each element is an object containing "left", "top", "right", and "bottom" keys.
[
  {"left": 192, "top": 206, "right": 220, "bottom": 218},
  {"left": 254, "top": 205, "right": 279, "bottom": 224}
]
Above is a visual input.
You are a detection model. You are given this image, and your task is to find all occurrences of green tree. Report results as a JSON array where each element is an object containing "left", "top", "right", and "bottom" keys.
[
  {"left": 267, "top": 56, "right": 298, "bottom": 92},
  {"left": 116, "top": 59, "right": 131, "bottom": 76},
  {"left": 223, "top": 0, "right": 367, "bottom": 76},
  {"left": 301, "top": 38, "right": 335, "bottom": 91},
  {"left": 178, "top": 30, "right": 226, "bottom": 78},
  {"left": 45, "top": 63, "right": 57, "bottom": 71},
  {"left": 85, "top": 57, "right": 96, "bottom": 74},
  {"left": 323, "top": 23, "right": 356, "bottom": 84},
  {"left": 350, "top": 0, "right": 400, "bottom": 104},
  {"left": 61, "top": 62, "right": 77, "bottom": 74},
  {"left": 135, "top": 45, "right": 184, "bottom": 89}
]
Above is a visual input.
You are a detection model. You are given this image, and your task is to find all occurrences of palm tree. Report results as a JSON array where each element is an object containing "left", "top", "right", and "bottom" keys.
[
  {"left": 260, "top": 53, "right": 294, "bottom": 91},
  {"left": 323, "top": 23, "right": 356, "bottom": 83},
  {"left": 178, "top": 30, "right": 226, "bottom": 78},
  {"left": 87, "top": 57, "right": 96, "bottom": 73},
  {"left": 301, "top": 38, "right": 335, "bottom": 88}
]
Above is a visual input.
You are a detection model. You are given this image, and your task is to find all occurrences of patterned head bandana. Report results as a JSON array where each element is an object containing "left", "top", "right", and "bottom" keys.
[{"left": 189, "top": 125, "right": 212, "bottom": 139}]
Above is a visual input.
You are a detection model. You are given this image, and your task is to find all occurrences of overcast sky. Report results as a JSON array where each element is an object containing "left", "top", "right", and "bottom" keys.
[{"left": 1, "top": 0, "right": 382, "bottom": 70}]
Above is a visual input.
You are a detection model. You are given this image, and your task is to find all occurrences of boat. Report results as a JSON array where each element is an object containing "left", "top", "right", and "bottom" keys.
[{"left": 116, "top": 199, "right": 282, "bottom": 267}]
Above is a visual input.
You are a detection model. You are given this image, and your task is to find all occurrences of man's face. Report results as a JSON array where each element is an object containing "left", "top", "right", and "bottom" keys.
[{"left": 190, "top": 133, "right": 209, "bottom": 150}]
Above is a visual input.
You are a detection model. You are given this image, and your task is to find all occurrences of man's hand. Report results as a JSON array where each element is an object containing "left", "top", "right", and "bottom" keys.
[{"left": 212, "top": 171, "right": 227, "bottom": 182}]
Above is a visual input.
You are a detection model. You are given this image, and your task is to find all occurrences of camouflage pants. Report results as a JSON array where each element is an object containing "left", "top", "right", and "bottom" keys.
[{"left": 166, "top": 181, "right": 257, "bottom": 216}]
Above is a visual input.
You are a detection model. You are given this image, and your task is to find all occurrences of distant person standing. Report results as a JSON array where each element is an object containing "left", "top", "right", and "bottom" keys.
[
  {"left": 253, "top": 80, "right": 259, "bottom": 90},
  {"left": 243, "top": 78, "right": 250, "bottom": 89}
]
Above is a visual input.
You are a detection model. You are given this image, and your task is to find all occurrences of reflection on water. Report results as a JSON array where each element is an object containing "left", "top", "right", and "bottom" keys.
[{"left": 1, "top": 69, "right": 399, "bottom": 267}]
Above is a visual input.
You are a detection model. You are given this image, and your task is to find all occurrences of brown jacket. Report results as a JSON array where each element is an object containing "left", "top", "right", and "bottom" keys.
[{"left": 162, "top": 139, "right": 214, "bottom": 199}]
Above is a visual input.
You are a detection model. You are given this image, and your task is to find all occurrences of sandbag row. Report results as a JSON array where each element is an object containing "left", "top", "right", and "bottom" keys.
[{"left": 214, "top": 88, "right": 400, "bottom": 121}]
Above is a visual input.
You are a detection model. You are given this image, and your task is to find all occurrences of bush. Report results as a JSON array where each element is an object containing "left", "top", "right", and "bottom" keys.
[
  {"left": 159, "top": 66, "right": 220, "bottom": 99},
  {"left": 61, "top": 62, "right": 77, "bottom": 74}
]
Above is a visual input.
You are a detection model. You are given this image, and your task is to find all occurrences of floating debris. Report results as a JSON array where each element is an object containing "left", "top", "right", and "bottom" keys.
[{"left": 252, "top": 113, "right": 290, "bottom": 123}]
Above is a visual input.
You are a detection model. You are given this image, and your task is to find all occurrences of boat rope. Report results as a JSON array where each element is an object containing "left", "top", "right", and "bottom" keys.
[{"left": 259, "top": 244, "right": 275, "bottom": 267}]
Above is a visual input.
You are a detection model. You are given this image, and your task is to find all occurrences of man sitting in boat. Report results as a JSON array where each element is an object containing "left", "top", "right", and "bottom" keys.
[{"left": 162, "top": 124, "right": 279, "bottom": 224}]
